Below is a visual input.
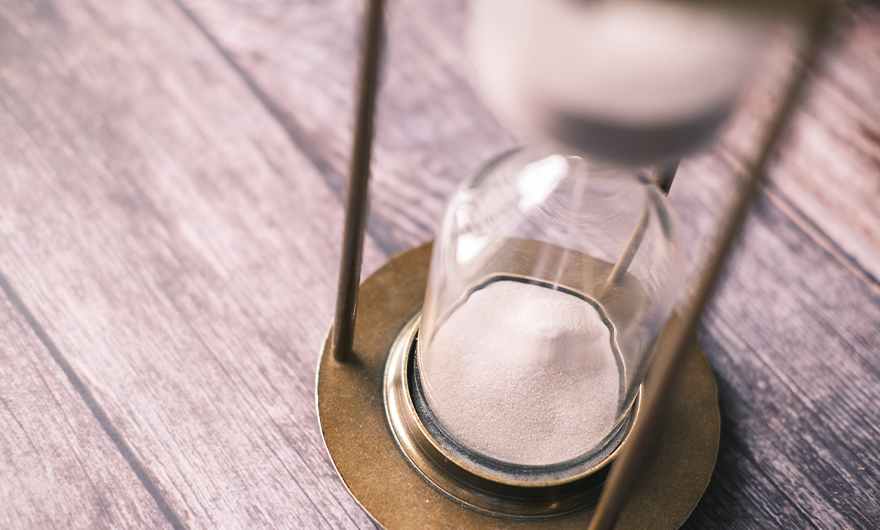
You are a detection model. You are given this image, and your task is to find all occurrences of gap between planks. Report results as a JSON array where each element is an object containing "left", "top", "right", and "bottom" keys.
[
  {"left": 715, "top": 144, "right": 880, "bottom": 298},
  {"left": 0, "top": 270, "right": 188, "bottom": 530}
]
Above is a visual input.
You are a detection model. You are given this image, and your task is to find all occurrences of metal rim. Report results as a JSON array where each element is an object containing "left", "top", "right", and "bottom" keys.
[{"left": 384, "top": 313, "right": 641, "bottom": 517}]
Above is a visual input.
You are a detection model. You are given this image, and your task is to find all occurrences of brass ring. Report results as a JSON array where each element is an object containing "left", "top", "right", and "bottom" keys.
[{"left": 384, "top": 314, "right": 641, "bottom": 517}]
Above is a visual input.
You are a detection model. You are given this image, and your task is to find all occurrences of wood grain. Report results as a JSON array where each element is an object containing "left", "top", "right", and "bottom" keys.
[
  {"left": 0, "top": 0, "right": 877, "bottom": 528},
  {"left": 674, "top": 155, "right": 880, "bottom": 528},
  {"left": 0, "top": 0, "right": 381, "bottom": 527},
  {"left": 713, "top": 5, "right": 880, "bottom": 291},
  {"left": 176, "top": 0, "right": 880, "bottom": 527},
  {"left": 180, "top": 0, "right": 517, "bottom": 256},
  {"left": 0, "top": 281, "right": 171, "bottom": 529},
  {"left": 178, "top": 0, "right": 880, "bottom": 277},
  {"left": 771, "top": 5, "right": 880, "bottom": 283}
]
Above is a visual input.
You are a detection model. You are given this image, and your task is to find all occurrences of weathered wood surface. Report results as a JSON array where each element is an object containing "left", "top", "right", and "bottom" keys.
[
  {"left": 180, "top": 0, "right": 516, "bottom": 256},
  {"left": 0, "top": 0, "right": 878, "bottom": 529},
  {"left": 0, "top": 280, "right": 172, "bottom": 529},
  {"left": 719, "top": 5, "right": 880, "bottom": 284},
  {"left": 0, "top": 0, "right": 380, "bottom": 528}
]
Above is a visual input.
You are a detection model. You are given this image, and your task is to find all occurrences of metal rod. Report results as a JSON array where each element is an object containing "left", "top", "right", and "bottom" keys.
[
  {"left": 588, "top": 6, "right": 836, "bottom": 530},
  {"left": 600, "top": 159, "right": 679, "bottom": 298},
  {"left": 332, "top": 0, "right": 385, "bottom": 363},
  {"left": 651, "top": 159, "right": 679, "bottom": 195},
  {"left": 599, "top": 205, "right": 649, "bottom": 298}
]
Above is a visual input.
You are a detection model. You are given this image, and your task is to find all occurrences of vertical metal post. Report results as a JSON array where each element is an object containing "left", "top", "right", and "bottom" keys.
[
  {"left": 600, "top": 159, "right": 679, "bottom": 298},
  {"left": 588, "top": 6, "right": 836, "bottom": 529},
  {"left": 651, "top": 159, "right": 679, "bottom": 195},
  {"left": 332, "top": 0, "right": 385, "bottom": 363}
]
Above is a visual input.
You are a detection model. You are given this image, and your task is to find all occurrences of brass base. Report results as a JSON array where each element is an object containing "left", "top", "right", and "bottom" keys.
[{"left": 317, "top": 242, "right": 720, "bottom": 529}]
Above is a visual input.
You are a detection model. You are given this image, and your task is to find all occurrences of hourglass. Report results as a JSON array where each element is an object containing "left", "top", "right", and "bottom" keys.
[{"left": 316, "top": 0, "right": 836, "bottom": 528}]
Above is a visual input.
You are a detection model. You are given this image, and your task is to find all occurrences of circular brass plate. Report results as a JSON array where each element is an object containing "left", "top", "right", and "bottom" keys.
[{"left": 317, "top": 242, "right": 720, "bottom": 529}]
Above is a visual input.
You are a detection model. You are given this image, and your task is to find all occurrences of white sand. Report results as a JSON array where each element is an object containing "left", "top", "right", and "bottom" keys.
[{"left": 421, "top": 280, "right": 622, "bottom": 466}]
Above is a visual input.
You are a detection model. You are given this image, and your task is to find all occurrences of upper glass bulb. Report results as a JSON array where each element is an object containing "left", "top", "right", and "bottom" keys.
[{"left": 469, "top": 0, "right": 769, "bottom": 164}]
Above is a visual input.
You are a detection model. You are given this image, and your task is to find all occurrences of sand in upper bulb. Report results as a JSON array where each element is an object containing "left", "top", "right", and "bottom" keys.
[{"left": 421, "top": 279, "right": 622, "bottom": 466}]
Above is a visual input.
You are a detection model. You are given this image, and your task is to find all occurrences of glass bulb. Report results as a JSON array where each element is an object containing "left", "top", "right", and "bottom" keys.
[
  {"left": 469, "top": 0, "right": 769, "bottom": 164},
  {"left": 417, "top": 147, "right": 684, "bottom": 472}
]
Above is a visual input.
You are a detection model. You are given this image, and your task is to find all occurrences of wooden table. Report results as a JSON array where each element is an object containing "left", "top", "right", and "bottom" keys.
[{"left": 1, "top": 1, "right": 878, "bottom": 528}]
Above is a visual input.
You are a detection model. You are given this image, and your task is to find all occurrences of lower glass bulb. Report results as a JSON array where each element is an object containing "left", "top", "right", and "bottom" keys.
[{"left": 417, "top": 146, "right": 685, "bottom": 472}]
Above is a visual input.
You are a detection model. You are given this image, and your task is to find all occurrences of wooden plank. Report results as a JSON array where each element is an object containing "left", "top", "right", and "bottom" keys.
[
  {"left": 770, "top": 4, "right": 880, "bottom": 283},
  {"left": 180, "top": 0, "right": 517, "bottom": 255},
  {"left": 0, "top": 1, "right": 876, "bottom": 529},
  {"left": 719, "top": 4, "right": 880, "bottom": 283},
  {"left": 682, "top": 21, "right": 880, "bottom": 527},
  {"left": 0, "top": 0, "right": 382, "bottom": 527},
  {"left": 179, "top": 0, "right": 880, "bottom": 283},
  {"left": 0, "top": 282, "right": 171, "bottom": 529}
]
